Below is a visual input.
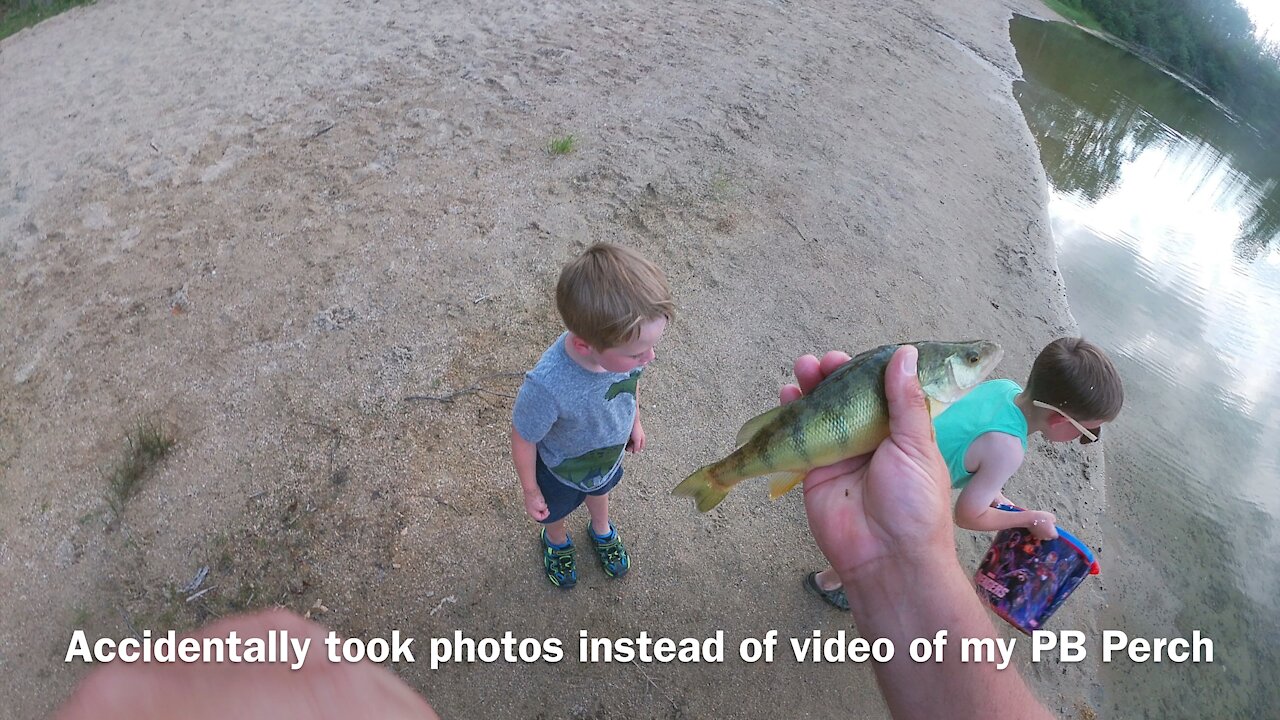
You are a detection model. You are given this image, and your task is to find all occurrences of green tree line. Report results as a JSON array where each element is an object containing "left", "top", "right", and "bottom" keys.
[{"left": 1056, "top": 0, "right": 1280, "bottom": 135}]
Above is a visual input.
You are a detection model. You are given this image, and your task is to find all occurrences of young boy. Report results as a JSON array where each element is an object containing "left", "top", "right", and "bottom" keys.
[
  {"left": 510, "top": 243, "right": 674, "bottom": 589},
  {"left": 805, "top": 337, "right": 1124, "bottom": 610}
]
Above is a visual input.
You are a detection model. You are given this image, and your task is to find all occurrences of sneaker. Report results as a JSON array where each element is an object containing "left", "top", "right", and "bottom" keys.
[
  {"left": 589, "top": 522, "right": 630, "bottom": 578},
  {"left": 805, "top": 571, "right": 849, "bottom": 611},
  {"left": 541, "top": 528, "right": 577, "bottom": 589}
]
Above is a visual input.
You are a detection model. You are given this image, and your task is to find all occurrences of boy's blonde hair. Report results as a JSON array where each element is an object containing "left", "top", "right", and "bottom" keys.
[
  {"left": 1025, "top": 337, "right": 1124, "bottom": 422},
  {"left": 556, "top": 243, "right": 674, "bottom": 350}
]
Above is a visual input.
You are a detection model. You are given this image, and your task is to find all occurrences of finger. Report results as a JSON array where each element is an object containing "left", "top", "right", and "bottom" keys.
[
  {"left": 818, "top": 350, "right": 851, "bottom": 377},
  {"left": 779, "top": 383, "right": 802, "bottom": 405},
  {"left": 793, "top": 354, "right": 823, "bottom": 395},
  {"left": 58, "top": 610, "right": 443, "bottom": 720},
  {"left": 883, "top": 345, "right": 936, "bottom": 451}
]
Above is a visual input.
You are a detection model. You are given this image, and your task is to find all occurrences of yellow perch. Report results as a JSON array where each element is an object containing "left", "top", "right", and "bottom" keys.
[{"left": 673, "top": 340, "right": 1003, "bottom": 512}]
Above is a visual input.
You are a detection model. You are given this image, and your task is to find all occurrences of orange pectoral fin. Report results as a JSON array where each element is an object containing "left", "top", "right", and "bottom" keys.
[{"left": 767, "top": 471, "right": 807, "bottom": 500}]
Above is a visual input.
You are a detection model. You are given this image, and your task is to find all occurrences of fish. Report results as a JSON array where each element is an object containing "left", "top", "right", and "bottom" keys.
[{"left": 672, "top": 340, "right": 1003, "bottom": 512}]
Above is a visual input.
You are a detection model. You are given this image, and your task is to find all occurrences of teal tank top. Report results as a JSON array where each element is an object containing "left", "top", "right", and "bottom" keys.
[{"left": 933, "top": 379, "right": 1028, "bottom": 488}]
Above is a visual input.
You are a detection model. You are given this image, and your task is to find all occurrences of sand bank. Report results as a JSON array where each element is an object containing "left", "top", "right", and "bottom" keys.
[{"left": 0, "top": 0, "right": 1105, "bottom": 716}]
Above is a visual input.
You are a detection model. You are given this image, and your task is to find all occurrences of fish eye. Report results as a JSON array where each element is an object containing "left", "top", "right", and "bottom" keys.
[{"left": 967, "top": 353, "right": 979, "bottom": 364}]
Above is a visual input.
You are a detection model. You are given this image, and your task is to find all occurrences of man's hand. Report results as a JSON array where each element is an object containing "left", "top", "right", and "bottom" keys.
[
  {"left": 55, "top": 610, "right": 439, "bottom": 720},
  {"left": 785, "top": 346, "right": 956, "bottom": 581},
  {"left": 785, "top": 346, "right": 1054, "bottom": 720}
]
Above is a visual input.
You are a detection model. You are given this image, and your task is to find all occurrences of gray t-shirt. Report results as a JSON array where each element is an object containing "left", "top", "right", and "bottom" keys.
[{"left": 512, "top": 333, "right": 640, "bottom": 492}]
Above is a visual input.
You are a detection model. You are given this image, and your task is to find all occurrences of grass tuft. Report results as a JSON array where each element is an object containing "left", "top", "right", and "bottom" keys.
[
  {"left": 708, "top": 171, "right": 735, "bottom": 202},
  {"left": 547, "top": 134, "right": 576, "bottom": 156},
  {"left": 0, "top": 0, "right": 97, "bottom": 42},
  {"left": 105, "top": 419, "right": 176, "bottom": 513},
  {"left": 71, "top": 607, "right": 91, "bottom": 627}
]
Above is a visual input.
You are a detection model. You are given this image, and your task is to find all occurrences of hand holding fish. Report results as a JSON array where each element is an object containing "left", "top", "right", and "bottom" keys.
[
  {"left": 791, "top": 345, "right": 959, "bottom": 581},
  {"left": 794, "top": 346, "right": 1056, "bottom": 720}
]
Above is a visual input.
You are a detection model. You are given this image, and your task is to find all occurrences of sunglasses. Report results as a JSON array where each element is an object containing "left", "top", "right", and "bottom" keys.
[{"left": 1032, "top": 400, "right": 1100, "bottom": 444}]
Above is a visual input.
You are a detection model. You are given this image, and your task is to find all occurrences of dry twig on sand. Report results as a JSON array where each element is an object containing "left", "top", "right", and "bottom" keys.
[
  {"left": 782, "top": 215, "right": 810, "bottom": 243},
  {"left": 302, "top": 122, "right": 336, "bottom": 144},
  {"left": 404, "top": 372, "right": 523, "bottom": 403},
  {"left": 630, "top": 660, "right": 680, "bottom": 712}
]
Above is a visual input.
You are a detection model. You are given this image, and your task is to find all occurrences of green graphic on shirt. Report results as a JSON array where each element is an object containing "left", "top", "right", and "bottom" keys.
[
  {"left": 605, "top": 369, "right": 642, "bottom": 401},
  {"left": 552, "top": 444, "right": 626, "bottom": 488}
]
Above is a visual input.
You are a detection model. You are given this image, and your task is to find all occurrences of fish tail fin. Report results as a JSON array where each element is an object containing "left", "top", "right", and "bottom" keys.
[
  {"left": 767, "top": 471, "right": 806, "bottom": 500},
  {"left": 673, "top": 466, "right": 730, "bottom": 512}
]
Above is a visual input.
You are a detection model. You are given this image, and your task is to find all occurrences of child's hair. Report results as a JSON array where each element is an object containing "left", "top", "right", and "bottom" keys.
[
  {"left": 556, "top": 243, "right": 674, "bottom": 349},
  {"left": 1025, "top": 338, "right": 1124, "bottom": 422}
]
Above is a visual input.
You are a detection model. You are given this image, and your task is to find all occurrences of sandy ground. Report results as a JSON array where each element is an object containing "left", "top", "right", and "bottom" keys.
[{"left": 0, "top": 0, "right": 1111, "bottom": 717}]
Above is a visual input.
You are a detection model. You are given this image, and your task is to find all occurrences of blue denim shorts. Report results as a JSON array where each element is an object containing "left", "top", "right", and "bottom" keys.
[{"left": 536, "top": 453, "right": 623, "bottom": 525}]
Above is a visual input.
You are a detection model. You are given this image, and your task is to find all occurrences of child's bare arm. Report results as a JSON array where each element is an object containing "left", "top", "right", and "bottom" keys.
[
  {"left": 627, "top": 385, "right": 646, "bottom": 453},
  {"left": 953, "top": 435, "right": 1058, "bottom": 539},
  {"left": 510, "top": 426, "right": 549, "bottom": 521}
]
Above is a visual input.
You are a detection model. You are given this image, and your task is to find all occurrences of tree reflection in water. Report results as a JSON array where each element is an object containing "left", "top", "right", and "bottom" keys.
[{"left": 1011, "top": 15, "right": 1278, "bottom": 261}]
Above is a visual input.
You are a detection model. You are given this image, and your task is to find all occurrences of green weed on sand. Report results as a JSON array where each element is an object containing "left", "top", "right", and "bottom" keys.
[
  {"left": 547, "top": 134, "right": 576, "bottom": 156},
  {"left": 105, "top": 419, "right": 176, "bottom": 513}
]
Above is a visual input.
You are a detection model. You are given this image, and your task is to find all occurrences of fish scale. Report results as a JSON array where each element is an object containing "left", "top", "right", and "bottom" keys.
[
  {"left": 673, "top": 340, "right": 1003, "bottom": 512},
  {"left": 736, "top": 349, "right": 890, "bottom": 475}
]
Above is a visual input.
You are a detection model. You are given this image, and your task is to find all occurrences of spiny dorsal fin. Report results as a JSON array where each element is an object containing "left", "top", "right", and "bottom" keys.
[
  {"left": 738, "top": 344, "right": 894, "bottom": 448},
  {"left": 812, "top": 344, "right": 896, "bottom": 393}
]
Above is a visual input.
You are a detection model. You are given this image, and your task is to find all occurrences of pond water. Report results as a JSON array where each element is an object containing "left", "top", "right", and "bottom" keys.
[{"left": 1010, "top": 14, "right": 1279, "bottom": 717}]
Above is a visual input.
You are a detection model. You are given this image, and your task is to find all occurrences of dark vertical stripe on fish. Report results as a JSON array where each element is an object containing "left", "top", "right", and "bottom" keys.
[
  {"left": 760, "top": 440, "right": 778, "bottom": 471},
  {"left": 829, "top": 412, "right": 851, "bottom": 448},
  {"left": 789, "top": 422, "right": 810, "bottom": 463}
]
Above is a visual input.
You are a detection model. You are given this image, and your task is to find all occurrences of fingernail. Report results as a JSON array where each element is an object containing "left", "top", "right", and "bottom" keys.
[{"left": 901, "top": 345, "right": 917, "bottom": 376}]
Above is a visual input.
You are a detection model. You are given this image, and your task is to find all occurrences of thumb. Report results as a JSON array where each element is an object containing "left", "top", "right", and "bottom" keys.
[{"left": 884, "top": 344, "right": 936, "bottom": 452}]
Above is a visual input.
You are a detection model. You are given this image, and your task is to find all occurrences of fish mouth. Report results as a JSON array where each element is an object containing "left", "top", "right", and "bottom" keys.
[{"left": 984, "top": 343, "right": 1005, "bottom": 374}]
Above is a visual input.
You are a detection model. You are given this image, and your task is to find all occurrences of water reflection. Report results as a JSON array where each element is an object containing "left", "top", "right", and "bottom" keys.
[
  {"left": 1012, "top": 16, "right": 1280, "bottom": 261},
  {"left": 1009, "top": 15, "right": 1280, "bottom": 717}
]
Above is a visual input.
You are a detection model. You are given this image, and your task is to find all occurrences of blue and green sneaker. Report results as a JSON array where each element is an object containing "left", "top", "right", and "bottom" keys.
[
  {"left": 541, "top": 528, "right": 577, "bottom": 589},
  {"left": 589, "top": 522, "right": 630, "bottom": 578}
]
